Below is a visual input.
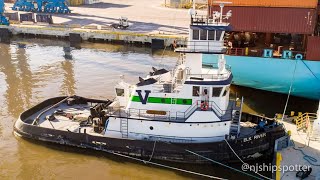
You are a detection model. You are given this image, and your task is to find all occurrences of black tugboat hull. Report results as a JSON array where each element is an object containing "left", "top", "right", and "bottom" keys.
[{"left": 14, "top": 96, "right": 286, "bottom": 164}]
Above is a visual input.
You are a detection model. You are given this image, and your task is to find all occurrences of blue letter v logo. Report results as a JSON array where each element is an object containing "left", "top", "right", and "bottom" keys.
[{"left": 136, "top": 90, "right": 151, "bottom": 104}]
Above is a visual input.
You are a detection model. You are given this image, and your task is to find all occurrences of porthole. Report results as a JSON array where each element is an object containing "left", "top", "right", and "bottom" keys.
[
  {"left": 182, "top": 99, "right": 187, "bottom": 104},
  {"left": 150, "top": 126, "right": 154, "bottom": 130}
]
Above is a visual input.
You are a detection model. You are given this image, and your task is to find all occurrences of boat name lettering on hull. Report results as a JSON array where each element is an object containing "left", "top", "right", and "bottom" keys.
[{"left": 243, "top": 133, "right": 267, "bottom": 143}]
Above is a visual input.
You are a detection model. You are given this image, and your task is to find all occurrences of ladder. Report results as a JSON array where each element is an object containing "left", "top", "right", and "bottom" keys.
[
  {"left": 120, "top": 118, "right": 128, "bottom": 138},
  {"left": 230, "top": 110, "right": 241, "bottom": 137},
  {"left": 229, "top": 97, "right": 243, "bottom": 137}
]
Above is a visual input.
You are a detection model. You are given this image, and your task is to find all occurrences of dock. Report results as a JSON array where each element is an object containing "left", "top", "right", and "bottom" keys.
[
  {"left": 0, "top": 23, "right": 187, "bottom": 47},
  {"left": 274, "top": 114, "right": 320, "bottom": 180},
  {"left": 0, "top": 0, "right": 192, "bottom": 47}
]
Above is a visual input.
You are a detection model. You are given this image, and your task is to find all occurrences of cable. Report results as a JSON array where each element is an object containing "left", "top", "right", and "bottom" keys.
[
  {"left": 145, "top": 140, "right": 157, "bottom": 162},
  {"left": 224, "top": 139, "right": 272, "bottom": 180},
  {"left": 299, "top": 59, "right": 320, "bottom": 82},
  {"left": 98, "top": 147, "right": 227, "bottom": 180},
  {"left": 184, "top": 149, "right": 263, "bottom": 180},
  {"left": 291, "top": 140, "right": 320, "bottom": 166},
  {"left": 281, "top": 58, "right": 298, "bottom": 121}
]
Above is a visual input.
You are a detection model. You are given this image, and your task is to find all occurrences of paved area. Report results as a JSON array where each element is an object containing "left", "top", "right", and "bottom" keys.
[
  {"left": 280, "top": 119, "right": 320, "bottom": 180},
  {"left": 5, "top": 0, "right": 207, "bottom": 34}
]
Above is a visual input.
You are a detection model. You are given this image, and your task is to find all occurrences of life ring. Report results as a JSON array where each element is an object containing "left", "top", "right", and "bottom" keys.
[
  {"left": 200, "top": 102, "right": 209, "bottom": 111},
  {"left": 295, "top": 54, "right": 303, "bottom": 60}
]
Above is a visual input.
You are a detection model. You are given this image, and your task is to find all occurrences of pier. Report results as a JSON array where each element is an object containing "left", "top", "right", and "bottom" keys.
[
  {"left": 0, "top": 0, "right": 192, "bottom": 46},
  {"left": 274, "top": 111, "right": 320, "bottom": 180},
  {"left": 0, "top": 23, "right": 187, "bottom": 47}
]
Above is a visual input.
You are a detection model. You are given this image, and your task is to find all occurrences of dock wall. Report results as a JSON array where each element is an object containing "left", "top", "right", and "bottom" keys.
[{"left": 0, "top": 24, "right": 188, "bottom": 47}]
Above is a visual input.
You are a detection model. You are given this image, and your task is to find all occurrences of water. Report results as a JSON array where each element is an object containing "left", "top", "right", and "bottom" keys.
[{"left": 0, "top": 38, "right": 318, "bottom": 180}]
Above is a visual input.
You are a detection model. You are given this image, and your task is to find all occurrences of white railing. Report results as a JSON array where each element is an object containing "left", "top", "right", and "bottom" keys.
[{"left": 175, "top": 40, "right": 226, "bottom": 53}]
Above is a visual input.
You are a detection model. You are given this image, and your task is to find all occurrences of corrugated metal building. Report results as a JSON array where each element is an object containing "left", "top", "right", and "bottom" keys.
[
  {"left": 208, "top": 0, "right": 318, "bottom": 8},
  {"left": 209, "top": 6, "right": 317, "bottom": 34}
]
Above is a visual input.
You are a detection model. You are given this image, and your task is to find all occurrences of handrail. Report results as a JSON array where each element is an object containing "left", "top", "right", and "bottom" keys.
[
  {"left": 296, "top": 112, "right": 318, "bottom": 130},
  {"left": 202, "top": 63, "right": 232, "bottom": 71},
  {"left": 186, "top": 72, "right": 230, "bottom": 80},
  {"left": 175, "top": 40, "right": 226, "bottom": 53},
  {"left": 190, "top": 15, "right": 230, "bottom": 26}
]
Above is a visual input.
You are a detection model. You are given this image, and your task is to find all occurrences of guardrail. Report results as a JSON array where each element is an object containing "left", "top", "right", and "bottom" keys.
[
  {"left": 190, "top": 15, "right": 230, "bottom": 26},
  {"left": 175, "top": 40, "right": 226, "bottom": 53},
  {"left": 109, "top": 98, "right": 240, "bottom": 122}
]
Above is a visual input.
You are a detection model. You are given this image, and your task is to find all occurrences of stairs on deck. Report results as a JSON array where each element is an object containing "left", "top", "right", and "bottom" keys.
[
  {"left": 120, "top": 118, "right": 128, "bottom": 138},
  {"left": 230, "top": 110, "right": 241, "bottom": 137},
  {"left": 229, "top": 97, "right": 243, "bottom": 137}
]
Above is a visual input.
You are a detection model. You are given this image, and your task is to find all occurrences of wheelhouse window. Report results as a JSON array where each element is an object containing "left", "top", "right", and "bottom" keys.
[
  {"left": 192, "top": 86, "right": 200, "bottom": 96},
  {"left": 208, "top": 30, "right": 215, "bottom": 40},
  {"left": 222, "top": 86, "right": 230, "bottom": 96},
  {"left": 116, "top": 88, "right": 125, "bottom": 96},
  {"left": 192, "top": 30, "right": 199, "bottom": 40},
  {"left": 200, "top": 30, "right": 207, "bottom": 40},
  {"left": 212, "top": 87, "right": 222, "bottom": 97},
  {"left": 216, "top": 30, "right": 222, "bottom": 41}
]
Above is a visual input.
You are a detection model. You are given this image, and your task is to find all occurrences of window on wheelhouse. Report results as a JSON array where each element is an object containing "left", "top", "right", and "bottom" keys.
[
  {"left": 116, "top": 88, "right": 125, "bottom": 96},
  {"left": 222, "top": 86, "right": 230, "bottom": 96},
  {"left": 192, "top": 30, "right": 199, "bottom": 40},
  {"left": 208, "top": 30, "right": 215, "bottom": 40},
  {"left": 212, "top": 87, "right": 223, "bottom": 97},
  {"left": 216, "top": 30, "right": 223, "bottom": 41},
  {"left": 200, "top": 30, "right": 207, "bottom": 40},
  {"left": 192, "top": 86, "right": 200, "bottom": 96}
]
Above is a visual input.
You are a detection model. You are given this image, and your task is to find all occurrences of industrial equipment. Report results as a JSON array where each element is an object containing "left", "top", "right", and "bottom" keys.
[
  {"left": 12, "top": 0, "right": 71, "bottom": 13},
  {"left": 0, "top": 0, "right": 9, "bottom": 25},
  {"left": 111, "top": 17, "right": 129, "bottom": 29}
]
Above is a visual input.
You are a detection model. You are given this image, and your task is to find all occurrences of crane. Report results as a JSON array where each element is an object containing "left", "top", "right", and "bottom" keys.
[{"left": 0, "top": 0, "right": 9, "bottom": 25}]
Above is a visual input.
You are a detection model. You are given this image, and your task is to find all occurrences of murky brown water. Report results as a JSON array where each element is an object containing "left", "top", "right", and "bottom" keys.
[{"left": 0, "top": 38, "right": 318, "bottom": 180}]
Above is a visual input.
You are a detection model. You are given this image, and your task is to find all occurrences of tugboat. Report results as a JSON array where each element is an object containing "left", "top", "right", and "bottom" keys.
[{"left": 14, "top": 3, "right": 286, "bottom": 164}]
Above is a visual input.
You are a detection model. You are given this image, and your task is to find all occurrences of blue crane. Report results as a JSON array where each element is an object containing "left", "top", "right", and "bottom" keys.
[
  {"left": 12, "top": 0, "right": 70, "bottom": 13},
  {"left": 0, "top": 0, "right": 10, "bottom": 25}
]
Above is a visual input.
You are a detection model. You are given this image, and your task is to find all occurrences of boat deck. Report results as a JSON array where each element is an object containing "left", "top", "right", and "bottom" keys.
[
  {"left": 23, "top": 99, "right": 258, "bottom": 140},
  {"left": 27, "top": 103, "right": 104, "bottom": 136}
]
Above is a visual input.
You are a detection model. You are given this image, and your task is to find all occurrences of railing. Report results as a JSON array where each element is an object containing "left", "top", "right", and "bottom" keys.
[
  {"left": 175, "top": 40, "right": 226, "bottom": 53},
  {"left": 127, "top": 108, "right": 171, "bottom": 120},
  {"left": 202, "top": 62, "right": 232, "bottom": 71},
  {"left": 190, "top": 15, "right": 230, "bottom": 26},
  {"left": 176, "top": 101, "right": 199, "bottom": 120},
  {"left": 226, "top": 47, "right": 307, "bottom": 59},
  {"left": 226, "top": 48, "right": 245, "bottom": 56},
  {"left": 296, "top": 112, "right": 318, "bottom": 131},
  {"left": 108, "top": 99, "right": 242, "bottom": 122},
  {"left": 186, "top": 72, "right": 231, "bottom": 81}
]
